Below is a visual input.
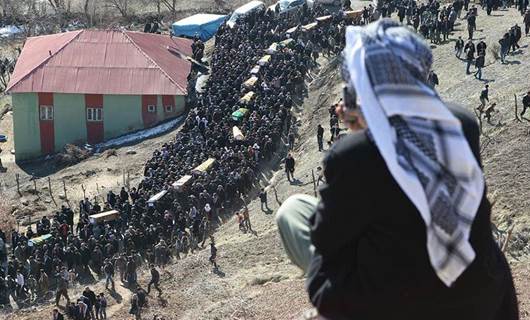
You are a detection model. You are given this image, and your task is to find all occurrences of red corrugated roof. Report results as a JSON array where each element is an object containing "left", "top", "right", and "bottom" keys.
[{"left": 7, "top": 30, "right": 193, "bottom": 95}]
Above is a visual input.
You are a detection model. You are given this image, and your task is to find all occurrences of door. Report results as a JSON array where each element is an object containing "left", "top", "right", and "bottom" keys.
[
  {"left": 162, "top": 95, "right": 175, "bottom": 119},
  {"left": 85, "top": 94, "right": 104, "bottom": 144},
  {"left": 38, "top": 93, "right": 55, "bottom": 155},
  {"left": 142, "top": 95, "right": 158, "bottom": 128}
]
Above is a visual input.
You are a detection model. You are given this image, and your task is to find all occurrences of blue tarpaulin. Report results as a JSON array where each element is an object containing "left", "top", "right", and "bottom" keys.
[
  {"left": 172, "top": 14, "right": 227, "bottom": 41},
  {"left": 227, "top": 1, "right": 266, "bottom": 28}
]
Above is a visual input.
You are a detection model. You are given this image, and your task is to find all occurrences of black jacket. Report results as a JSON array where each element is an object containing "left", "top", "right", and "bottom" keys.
[
  {"left": 150, "top": 268, "right": 160, "bottom": 283},
  {"left": 307, "top": 105, "right": 518, "bottom": 320},
  {"left": 475, "top": 55, "right": 485, "bottom": 68},
  {"left": 285, "top": 157, "right": 295, "bottom": 170},
  {"left": 53, "top": 312, "right": 65, "bottom": 320},
  {"left": 523, "top": 94, "right": 530, "bottom": 107},
  {"left": 317, "top": 126, "right": 324, "bottom": 138}
]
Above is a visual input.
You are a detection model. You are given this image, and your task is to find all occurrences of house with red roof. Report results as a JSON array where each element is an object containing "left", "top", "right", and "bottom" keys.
[{"left": 7, "top": 29, "right": 193, "bottom": 161}]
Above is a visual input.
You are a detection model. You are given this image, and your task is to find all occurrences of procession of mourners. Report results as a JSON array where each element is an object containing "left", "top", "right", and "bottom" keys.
[
  {"left": 0, "top": 1, "right": 358, "bottom": 316},
  {"left": 0, "top": 0, "right": 528, "bottom": 318}
]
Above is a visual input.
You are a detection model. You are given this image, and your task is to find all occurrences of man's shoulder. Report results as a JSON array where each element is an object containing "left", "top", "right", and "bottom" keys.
[
  {"left": 329, "top": 131, "right": 371, "bottom": 152},
  {"left": 325, "top": 131, "right": 377, "bottom": 167}
]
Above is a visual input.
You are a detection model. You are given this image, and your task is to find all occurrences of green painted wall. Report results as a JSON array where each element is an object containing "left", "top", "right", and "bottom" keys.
[
  {"left": 175, "top": 95, "right": 186, "bottom": 116},
  {"left": 103, "top": 95, "right": 143, "bottom": 140},
  {"left": 156, "top": 95, "right": 164, "bottom": 122},
  {"left": 54, "top": 93, "right": 87, "bottom": 151},
  {"left": 12, "top": 93, "right": 40, "bottom": 160},
  {"left": 13, "top": 93, "right": 187, "bottom": 160}
]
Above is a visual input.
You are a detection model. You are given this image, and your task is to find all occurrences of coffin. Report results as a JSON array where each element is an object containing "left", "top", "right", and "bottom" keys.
[
  {"left": 89, "top": 210, "right": 120, "bottom": 224},
  {"left": 192, "top": 158, "right": 216, "bottom": 173},
  {"left": 172, "top": 175, "right": 193, "bottom": 191}
]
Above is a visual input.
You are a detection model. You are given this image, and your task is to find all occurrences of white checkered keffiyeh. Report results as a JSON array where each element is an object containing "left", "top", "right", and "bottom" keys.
[{"left": 343, "top": 19, "right": 485, "bottom": 286}]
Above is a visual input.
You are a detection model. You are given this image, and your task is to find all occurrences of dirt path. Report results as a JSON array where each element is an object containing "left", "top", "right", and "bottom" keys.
[{"left": 105, "top": 283, "right": 132, "bottom": 318}]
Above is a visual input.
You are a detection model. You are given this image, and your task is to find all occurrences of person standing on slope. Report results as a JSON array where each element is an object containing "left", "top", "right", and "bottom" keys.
[{"left": 317, "top": 125, "right": 325, "bottom": 152}]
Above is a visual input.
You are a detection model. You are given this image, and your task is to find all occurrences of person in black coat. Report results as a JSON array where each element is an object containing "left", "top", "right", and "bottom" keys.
[
  {"left": 52, "top": 308, "right": 64, "bottom": 320},
  {"left": 304, "top": 103, "right": 518, "bottom": 320},
  {"left": 276, "top": 20, "right": 518, "bottom": 320},
  {"left": 277, "top": 105, "right": 518, "bottom": 320},
  {"left": 475, "top": 53, "right": 485, "bottom": 80},
  {"left": 317, "top": 125, "right": 324, "bottom": 151},
  {"left": 259, "top": 188, "right": 269, "bottom": 212},
  {"left": 284, "top": 154, "right": 295, "bottom": 182}
]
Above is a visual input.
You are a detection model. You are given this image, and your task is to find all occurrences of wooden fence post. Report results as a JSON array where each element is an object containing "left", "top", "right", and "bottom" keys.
[
  {"left": 33, "top": 179, "right": 40, "bottom": 200},
  {"left": 48, "top": 177, "right": 57, "bottom": 206},
  {"left": 311, "top": 169, "right": 317, "bottom": 197},
  {"left": 272, "top": 185, "right": 281, "bottom": 206},
  {"left": 81, "top": 184, "right": 86, "bottom": 199},
  {"left": 62, "top": 179, "right": 67, "bottom": 201},
  {"left": 515, "top": 94, "right": 521, "bottom": 122},
  {"left": 15, "top": 173, "right": 20, "bottom": 195},
  {"left": 96, "top": 183, "right": 101, "bottom": 201},
  {"left": 501, "top": 225, "right": 515, "bottom": 253}
]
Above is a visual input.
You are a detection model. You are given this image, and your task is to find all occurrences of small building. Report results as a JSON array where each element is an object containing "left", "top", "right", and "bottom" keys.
[{"left": 7, "top": 29, "right": 193, "bottom": 161}]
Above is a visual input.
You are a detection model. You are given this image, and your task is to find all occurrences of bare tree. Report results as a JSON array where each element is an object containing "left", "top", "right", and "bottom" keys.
[
  {"left": 65, "top": 0, "right": 72, "bottom": 13},
  {"left": 0, "top": 0, "right": 6, "bottom": 17},
  {"left": 105, "top": 0, "right": 129, "bottom": 18},
  {"left": 47, "top": 0, "right": 65, "bottom": 13},
  {"left": 1, "top": 0, "right": 24, "bottom": 17},
  {"left": 160, "top": 0, "right": 177, "bottom": 15},
  {"left": 84, "top": 0, "right": 91, "bottom": 25}
]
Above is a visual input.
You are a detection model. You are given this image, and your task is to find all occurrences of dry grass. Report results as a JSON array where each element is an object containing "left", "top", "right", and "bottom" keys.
[{"left": 0, "top": 196, "right": 15, "bottom": 231}]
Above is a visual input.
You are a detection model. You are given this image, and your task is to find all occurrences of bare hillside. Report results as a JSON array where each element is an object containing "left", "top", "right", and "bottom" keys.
[{"left": 6, "top": 5, "right": 530, "bottom": 320}]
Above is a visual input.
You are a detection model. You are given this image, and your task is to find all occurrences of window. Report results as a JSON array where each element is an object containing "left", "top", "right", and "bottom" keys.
[
  {"left": 147, "top": 105, "right": 156, "bottom": 113},
  {"left": 87, "top": 108, "right": 103, "bottom": 122},
  {"left": 40, "top": 105, "right": 53, "bottom": 120},
  {"left": 165, "top": 105, "right": 173, "bottom": 113}
]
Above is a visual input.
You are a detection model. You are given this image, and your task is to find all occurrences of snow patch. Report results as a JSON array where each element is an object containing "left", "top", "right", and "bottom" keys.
[
  {"left": 94, "top": 116, "right": 184, "bottom": 152},
  {"left": 0, "top": 25, "right": 23, "bottom": 38}
]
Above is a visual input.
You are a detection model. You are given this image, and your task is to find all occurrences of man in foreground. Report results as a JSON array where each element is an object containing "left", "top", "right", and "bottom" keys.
[{"left": 276, "top": 19, "right": 518, "bottom": 320}]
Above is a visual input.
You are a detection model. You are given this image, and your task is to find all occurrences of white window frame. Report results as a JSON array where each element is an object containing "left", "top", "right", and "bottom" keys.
[
  {"left": 147, "top": 105, "right": 156, "bottom": 113},
  {"left": 39, "top": 105, "right": 53, "bottom": 121},
  {"left": 87, "top": 107, "right": 103, "bottom": 122},
  {"left": 164, "top": 105, "right": 173, "bottom": 113}
]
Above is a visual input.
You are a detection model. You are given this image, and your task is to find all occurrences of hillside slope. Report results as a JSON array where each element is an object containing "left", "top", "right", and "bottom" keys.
[{"left": 8, "top": 6, "right": 530, "bottom": 320}]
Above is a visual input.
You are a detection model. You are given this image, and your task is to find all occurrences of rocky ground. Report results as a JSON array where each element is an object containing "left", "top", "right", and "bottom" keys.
[{"left": 4, "top": 4, "right": 530, "bottom": 320}]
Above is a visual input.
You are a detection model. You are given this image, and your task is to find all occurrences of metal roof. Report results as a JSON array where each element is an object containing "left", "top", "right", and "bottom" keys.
[{"left": 7, "top": 29, "right": 193, "bottom": 95}]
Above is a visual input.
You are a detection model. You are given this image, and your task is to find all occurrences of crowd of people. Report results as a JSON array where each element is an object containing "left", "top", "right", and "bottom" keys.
[
  {"left": 0, "top": 1, "right": 358, "bottom": 317},
  {"left": 0, "top": 0, "right": 528, "bottom": 318}
]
